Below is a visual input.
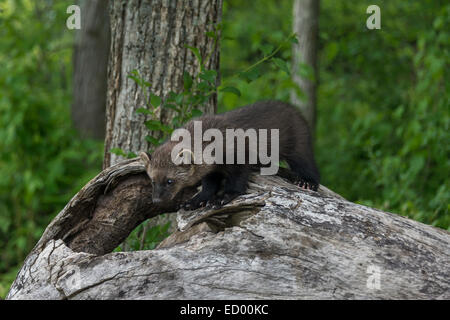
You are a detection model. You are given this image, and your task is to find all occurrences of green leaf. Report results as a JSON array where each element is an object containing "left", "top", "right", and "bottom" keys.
[
  {"left": 197, "top": 94, "right": 209, "bottom": 104},
  {"left": 259, "top": 44, "right": 274, "bottom": 56},
  {"left": 145, "top": 120, "right": 161, "bottom": 131},
  {"left": 127, "top": 74, "right": 140, "bottom": 84},
  {"left": 197, "top": 81, "right": 213, "bottom": 91},
  {"left": 325, "top": 42, "right": 339, "bottom": 63},
  {"left": 183, "top": 71, "right": 193, "bottom": 90},
  {"left": 145, "top": 135, "right": 160, "bottom": 146},
  {"left": 160, "top": 124, "right": 173, "bottom": 134},
  {"left": 110, "top": 148, "right": 126, "bottom": 157},
  {"left": 199, "top": 70, "right": 217, "bottom": 83},
  {"left": 127, "top": 69, "right": 151, "bottom": 87},
  {"left": 186, "top": 45, "right": 202, "bottom": 64},
  {"left": 167, "top": 91, "right": 178, "bottom": 102},
  {"left": 158, "top": 137, "right": 166, "bottom": 144},
  {"left": 205, "top": 31, "right": 216, "bottom": 40},
  {"left": 128, "top": 70, "right": 139, "bottom": 81},
  {"left": 239, "top": 68, "right": 260, "bottom": 83},
  {"left": 172, "top": 116, "right": 181, "bottom": 127},
  {"left": 220, "top": 86, "right": 241, "bottom": 97},
  {"left": 175, "top": 93, "right": 184, "bottom": 105},
  {"left": 127, "top": 152, "right": 137, "bottom": 158},
  {"left": 136, "top": 107, "right": 152, "bottom": 115},
  {"left": 150, "top": 94, "right": 161, "bottom": 107},
  {"left": 272, "top": 58, "right": 290, "bottom": 75},
  {"left": 289, "top": 34, "right": 299, "bottom": 44},
  {"left": 191, "top": 109, "right": 203, "bottom": 117}
]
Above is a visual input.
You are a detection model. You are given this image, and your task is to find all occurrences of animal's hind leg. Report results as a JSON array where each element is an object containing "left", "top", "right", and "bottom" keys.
[{"left": 286, "top": 157, "right": 320, "bottom": 191}]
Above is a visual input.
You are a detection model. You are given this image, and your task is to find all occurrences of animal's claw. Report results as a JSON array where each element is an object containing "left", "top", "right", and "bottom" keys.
[
  {"left": 182, "top": 197, "right": 209, "bottom": 211},
  {"left": 294, "top": 179, "right": 318, "bottom": 191}
]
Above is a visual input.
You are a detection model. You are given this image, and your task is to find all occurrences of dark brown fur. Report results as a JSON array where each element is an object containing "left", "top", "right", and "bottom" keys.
[{"left": 140, "top": 100, "right": 320, "bottom": 209}]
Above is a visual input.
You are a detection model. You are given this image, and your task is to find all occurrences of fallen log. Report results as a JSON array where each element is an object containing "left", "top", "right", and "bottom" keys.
[{"left": 6, "top": 158, "right": 450, "bottom": 299}]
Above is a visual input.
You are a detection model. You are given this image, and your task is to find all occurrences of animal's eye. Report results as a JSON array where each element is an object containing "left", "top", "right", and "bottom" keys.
[{"left": 167, "top": 179, "right": 174, "bottom": 185}]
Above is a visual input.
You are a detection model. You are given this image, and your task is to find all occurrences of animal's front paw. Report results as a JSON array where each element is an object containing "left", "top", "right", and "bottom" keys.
[
  {"left": 182, "top": 195, "right": 208, "bottom": 211},
  {"left": 206, "top": 192, "right": 241, "bottom": 209}
]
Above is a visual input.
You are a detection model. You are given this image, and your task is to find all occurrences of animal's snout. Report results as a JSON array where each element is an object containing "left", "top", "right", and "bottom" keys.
[{"left": 152, "top": 184, "right": 164, "bottom": 204}]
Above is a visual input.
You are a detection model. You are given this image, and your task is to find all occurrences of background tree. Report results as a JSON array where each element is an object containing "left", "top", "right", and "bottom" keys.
[
  {"left": 290, "top": 0, "right": 319, "bottom": 133},
  {"left": 103, "top": 0, "right": 223, "bottom": 168},
  {"left": 72, "top": 0, "right": 110, "bottom": 140}
]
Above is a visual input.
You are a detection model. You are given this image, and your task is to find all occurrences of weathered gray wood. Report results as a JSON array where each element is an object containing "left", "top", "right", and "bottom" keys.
[{"left": 6, "top": 159, "right": 449, "bottom": 300}]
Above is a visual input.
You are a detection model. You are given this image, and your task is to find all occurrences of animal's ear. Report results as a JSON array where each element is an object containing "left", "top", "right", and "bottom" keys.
[{"left": 139, "top": 151, "right": 151, "bottom": 166}]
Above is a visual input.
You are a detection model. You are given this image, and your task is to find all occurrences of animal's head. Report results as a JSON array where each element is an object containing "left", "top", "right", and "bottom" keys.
[{"left": 140, "top": 143, "right": 199, "bottom": 204}]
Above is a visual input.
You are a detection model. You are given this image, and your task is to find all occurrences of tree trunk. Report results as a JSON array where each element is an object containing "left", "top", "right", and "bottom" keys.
[
  {"left": 72, "top": 0, "right": 110, "bottom": 140},
  {"left": 103, "top": 0, "right": 223, "bottom": 169},
  {"left": 6, "top": 159, "right": 450, "bottom": 300},
  {"left": 290, "top": 0, "right": 319, "bottom": 134}
]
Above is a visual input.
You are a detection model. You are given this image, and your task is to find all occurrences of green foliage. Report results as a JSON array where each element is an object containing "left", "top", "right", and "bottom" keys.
[
  {"left": 219, "top": 0, "right": 298, "bottom": 111},
  {"left": 220, "top": 0, "right": 449, "bottom": 229},
  {"left": 315, "top": 1, "right": 449, "bottom": 229}
]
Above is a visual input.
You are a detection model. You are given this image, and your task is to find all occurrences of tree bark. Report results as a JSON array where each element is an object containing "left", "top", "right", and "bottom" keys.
[
  {"left": 103, "top": 0, "right": 223, "bottom": 169},
  {"left": 291, "top": 0, "right": 319, "bottom": 133},
  {"left": 6, "top": 159, "right": 450, "bottom": 300},
  {"left": 72, "top": 0, "right": 110, "bottom": 140}
]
